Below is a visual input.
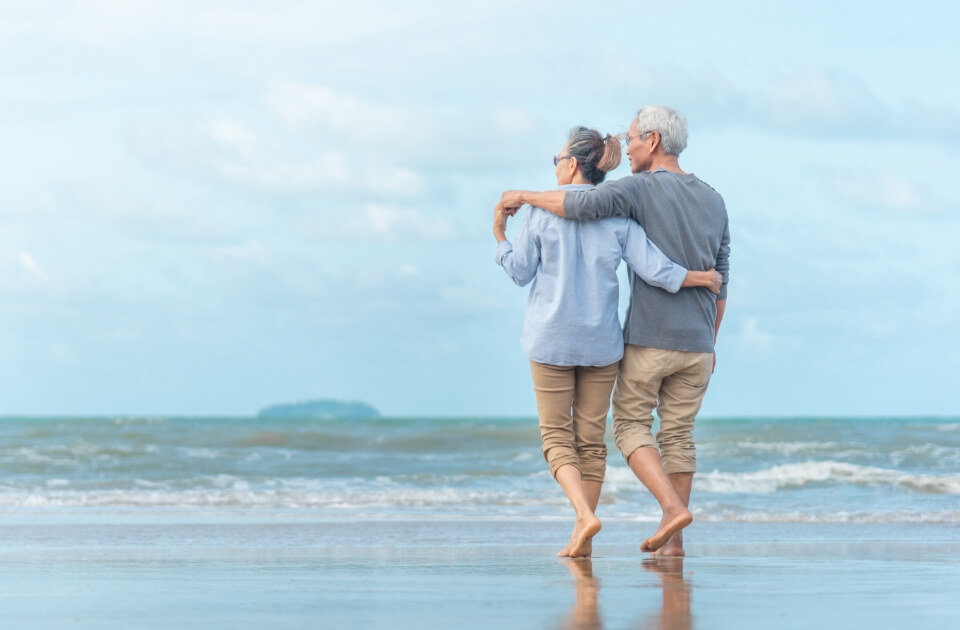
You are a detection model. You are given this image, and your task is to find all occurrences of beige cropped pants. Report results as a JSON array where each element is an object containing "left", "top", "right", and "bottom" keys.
[
  {"left": 612, "top": 345, "right": 714, "bottom": 474},
  {"left": 529, "top": 360, "right": 619, "bottom": 483}
]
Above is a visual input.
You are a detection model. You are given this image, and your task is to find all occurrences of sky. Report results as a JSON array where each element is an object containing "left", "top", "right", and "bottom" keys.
[{"left": 2, "top": 0, "right": 959, "bottom": 417}]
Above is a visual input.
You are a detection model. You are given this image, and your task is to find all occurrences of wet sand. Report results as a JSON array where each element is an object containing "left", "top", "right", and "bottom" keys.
[{"left": 0, "top": 513, "right": 958, "bottom": 629}]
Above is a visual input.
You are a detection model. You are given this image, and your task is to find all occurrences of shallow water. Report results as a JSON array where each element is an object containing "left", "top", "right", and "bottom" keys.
[
  {"left": 2, "top": 415, "right": 958, "bottom": 629},
  {"left": 1, "top": 416, "right": 957, "bottom": 525}
]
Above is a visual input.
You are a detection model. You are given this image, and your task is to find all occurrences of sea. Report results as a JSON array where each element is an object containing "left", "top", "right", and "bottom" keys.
[
  {"left": 3, "top": 415, "right": 960, "bottom": 629},
  {"left": 2, "top": 415, "right": 958, "bottom": 525}
]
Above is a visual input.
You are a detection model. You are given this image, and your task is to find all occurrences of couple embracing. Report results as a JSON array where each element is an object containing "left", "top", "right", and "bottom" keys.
[{"left": 493, "top": 105, "right": 730, "bottom": 558}]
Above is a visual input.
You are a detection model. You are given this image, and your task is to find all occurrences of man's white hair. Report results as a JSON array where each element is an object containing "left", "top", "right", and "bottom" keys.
[{"left": 635, "top": 106, "right": 688, "bottom": 156}]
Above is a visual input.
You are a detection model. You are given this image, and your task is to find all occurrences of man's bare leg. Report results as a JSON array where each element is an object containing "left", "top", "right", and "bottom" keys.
[
  {"left": 626, "top": 447, "right": 692, "bottom": 552},
  {"left": 653, "top": 472, "right": 693, "bottom": 557},
  {"left": 554, "top": 464, "right": 602, "bottom": 557}
]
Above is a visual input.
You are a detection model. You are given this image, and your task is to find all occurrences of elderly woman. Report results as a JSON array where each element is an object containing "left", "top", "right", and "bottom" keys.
[{"left": 493, "top": 126, "right": 720, "bottom": 557}]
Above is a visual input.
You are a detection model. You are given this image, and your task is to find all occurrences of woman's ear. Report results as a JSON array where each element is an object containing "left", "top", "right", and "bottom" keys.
[{"left": 567, "top": 156, "right": 579, "bottom": 176}]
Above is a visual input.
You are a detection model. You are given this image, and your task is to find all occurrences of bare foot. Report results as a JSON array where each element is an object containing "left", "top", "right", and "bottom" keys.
[
  {"left": 652, "top": 530, "right": 685, "bottom": 557},
  {"left": 568, "top": 515, "right": 602, "bottom": 558},
  {"left": 641, "top": 508, "right": 692, "bottom": 553},
  {"left": 557, "top": 522, "right": 579, "bottom": 557},
  {"left": 559, "top": 536, "right": 594, "bottom": 558}
]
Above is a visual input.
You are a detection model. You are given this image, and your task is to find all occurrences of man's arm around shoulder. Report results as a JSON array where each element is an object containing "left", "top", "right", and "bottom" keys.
[
  {"left": 496, "top": 178, "right": 634, "bottom": 221},
  {"left": 496, "top": 190, "right": 567, "bottom": 217}
]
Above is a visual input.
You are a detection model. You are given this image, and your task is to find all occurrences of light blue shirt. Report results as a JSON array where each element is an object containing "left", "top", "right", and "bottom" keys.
[{"left": 496, "top": 184, "right": 688, "bottom": 366}]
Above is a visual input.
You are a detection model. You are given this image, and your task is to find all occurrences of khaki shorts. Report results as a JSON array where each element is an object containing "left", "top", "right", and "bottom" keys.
[
  {"left": 529, "top": 360, "right": 619, "bottom": 483},
  {"left": 612, "top": 345, "right": 713, "bottom": 474}
]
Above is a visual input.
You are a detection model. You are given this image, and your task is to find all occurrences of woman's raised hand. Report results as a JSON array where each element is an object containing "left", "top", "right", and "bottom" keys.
[
  {"left": 493, "top": 206, "right": 510, "bottom": 243},
  {"left": 496, "top": 191, "right": 525, "bottom": 217}
]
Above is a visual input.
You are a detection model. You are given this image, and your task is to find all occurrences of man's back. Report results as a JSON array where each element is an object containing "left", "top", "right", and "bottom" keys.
[{"left": 563, "top": 169, "right": 730, "bottom": 352}]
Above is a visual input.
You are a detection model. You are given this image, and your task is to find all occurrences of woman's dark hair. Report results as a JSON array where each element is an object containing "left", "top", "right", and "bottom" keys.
[{"left": 565, "top": 126, "right": 622, "bottom": 184}]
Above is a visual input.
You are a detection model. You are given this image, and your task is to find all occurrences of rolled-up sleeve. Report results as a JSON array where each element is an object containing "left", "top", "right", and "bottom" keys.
[
  {"left": 715, "top": 216, "right": 731, "bottom": 300},
  {"left": 496, "top": 206, "right": 540, "bottom": 287},
  {"left": 621, "top": 221, "right": 687, "bottom": 293},
  {"left": 563, "top": 178, "right": 635, "bottom": 221}
]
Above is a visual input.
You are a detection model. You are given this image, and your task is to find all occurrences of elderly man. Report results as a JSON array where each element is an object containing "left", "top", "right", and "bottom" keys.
[{"left": 496, "top": 106, "right": 730, "bottom": 556}]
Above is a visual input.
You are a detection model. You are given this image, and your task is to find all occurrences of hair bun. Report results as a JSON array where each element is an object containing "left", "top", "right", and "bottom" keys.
[{"left": 597, "top": 133, "right": 622, "bottom": 173}]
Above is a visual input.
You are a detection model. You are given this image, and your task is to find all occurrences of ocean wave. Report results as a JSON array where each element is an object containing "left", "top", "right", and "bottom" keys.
[
  {"left": 695, "top": 461, "right": 960, "bottom": 494},
  {"left": 733, "top": 440, "right": 842, "bottom": 455},
  {"left": 1, "top": 487, "right": 957, "bottom": 525},
  {"left": 693, "top": 509, "right": 960, "bottom": 524},
  {"left": 181, "top": 447, "right": 220, "bottom": 459},
  {"left": 0, "top": 487, "right": 568, "bottom": 509},
  {"left": 889, "top": 444, "right": 960, "bottom": 468}
]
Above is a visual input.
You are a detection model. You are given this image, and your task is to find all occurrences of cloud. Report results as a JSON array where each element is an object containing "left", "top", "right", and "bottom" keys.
[
  {"left": 607, "top": 64, "right": 960, "bottom": 144},
  {"left": 0, "top": 251, "right": 51, "bottom": 294},
  {"left": 207, "top": 240, "right": 271, "bottom": 265},
  {"left": 491, "top": 107, "right": 538, "bottom": 134},
  {"left": 347, "top": 203, "right": 458, "bottom": 240},
  {"left": 761, "top": 68, "right": 883, "bottom": 134},
  {"left": 826, "top": 171, "right": 923, "bottom": 212},
  {"left": 17, "top": 251, "right": 49, "bottom": 282},
  {"left": 0, "top": 1, "right": 435, "bottom": 47},
  {"left": 265, "top": 81, "right": 421, "bottom": 139},
  {"left": 738, "top": 317, "right": 774, "bottom": 353},
  {"left": 47, "top": 342, "right": 76, "bottom": 365},
  {"left": 758, "top": 68, "right": 960, "bottom": 142},
  {"left": 208, "top": 119, "right": 258, "bottom": 159},
  {"left": 136, "top": 114, "right": 428, "bottom": 198}
]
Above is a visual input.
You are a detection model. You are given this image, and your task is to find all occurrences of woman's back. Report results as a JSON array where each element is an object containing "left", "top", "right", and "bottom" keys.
[{"left": 498, "top": 184, "right": 685, "bottom": 366}]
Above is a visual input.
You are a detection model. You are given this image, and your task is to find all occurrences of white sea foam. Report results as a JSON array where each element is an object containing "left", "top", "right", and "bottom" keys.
[
  {"left": 182, "top": 448, "right": 220, "bottom": 459},
  {"left": 134, "top": 479, "right": 168, "bottom": 488},
  {"left": 1, "top": 486, "right": 956, "bottom": 525},
  {"left": 11, "top": 448, "right": 76, "bottom": 466},
  {"left": 735, "top": 440, "right": 842, "bottom": 455},
  {"left": 890, "top": 444, "right": 960, "bottom": 467},
  {"left": 0, "top": 487, "right": 568, "bottom": 509},
  {"left": 695, "top": 461, "right": 960, "bottom": 494},
  {"left": 693, "top": 509, "right": 960, "bottom": 524},
  {"left": 936, "top": 423, "right": 960, "bottom": 432}
]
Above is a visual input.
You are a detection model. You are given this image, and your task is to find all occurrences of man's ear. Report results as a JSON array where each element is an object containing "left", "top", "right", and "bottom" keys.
[
  {"left": 647, "top": 130, "right": 661, "bottom": 152},
  {"left": 568, "top": 156, "right": 579, "bottom": 174}
]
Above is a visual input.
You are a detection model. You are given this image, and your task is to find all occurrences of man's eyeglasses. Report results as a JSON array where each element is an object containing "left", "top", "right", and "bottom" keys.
[
  {"left": 553, "top": 155, "right": 574, "bottom": 166},
  {"left": 621, "top": 130, "right": 653, "bottom": 147}
]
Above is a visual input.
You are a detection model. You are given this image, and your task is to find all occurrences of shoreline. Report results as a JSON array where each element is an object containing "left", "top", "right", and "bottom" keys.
[{"left": 1, "top": 515, "right": 958, "bottom": 629}]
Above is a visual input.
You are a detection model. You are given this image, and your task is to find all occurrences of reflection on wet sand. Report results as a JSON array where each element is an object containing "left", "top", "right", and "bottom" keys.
[
  {"left": 562, "top": 558, "right": 602, "bottom": 630},
  {"left": 639, "top": 557, "right": 692, "bottom": 630},
  {"left": 560, "top": 557, "right": 693, "bottom": 630}
]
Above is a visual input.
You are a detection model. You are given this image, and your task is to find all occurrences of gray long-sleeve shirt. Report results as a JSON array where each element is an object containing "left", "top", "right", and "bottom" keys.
[{"left": 563, "top": 169, "right": 730, "bottom": 353}]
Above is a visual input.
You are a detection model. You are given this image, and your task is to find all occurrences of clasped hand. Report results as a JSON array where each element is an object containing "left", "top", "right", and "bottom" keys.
[{"left": 495, "top": 191, "right": 525, "bottom": 217}]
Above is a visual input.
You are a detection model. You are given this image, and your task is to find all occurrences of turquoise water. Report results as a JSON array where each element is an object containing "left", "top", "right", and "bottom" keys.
[
  {"left": 2, "top": 416, "right": 959, "bottom": 628},
  {"left": 1, "top": 416, "right": 957, "bottom": 525}
]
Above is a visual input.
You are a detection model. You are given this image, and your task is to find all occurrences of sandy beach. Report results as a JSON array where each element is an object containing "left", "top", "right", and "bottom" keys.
[{"left": 1, "top": 512, "right": 957, "bottom": 629}]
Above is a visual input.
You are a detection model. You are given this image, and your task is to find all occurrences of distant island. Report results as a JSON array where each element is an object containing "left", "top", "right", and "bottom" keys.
[{"left": 257, "top": 399, "right": 380, "bottom": 420}]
